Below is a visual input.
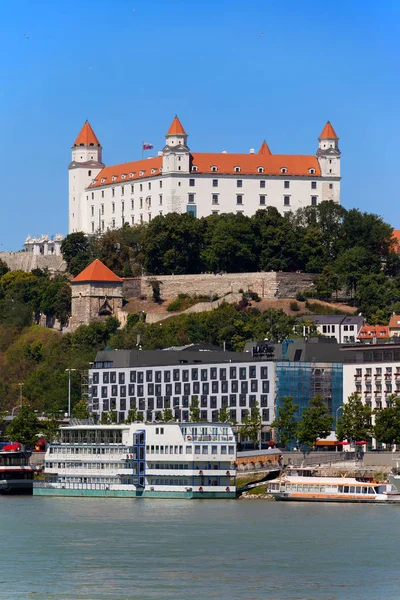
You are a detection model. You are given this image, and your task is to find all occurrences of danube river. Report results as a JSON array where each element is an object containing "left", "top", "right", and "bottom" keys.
[{"left": 1, "top": 497, "right": 400, "bottom": 600}]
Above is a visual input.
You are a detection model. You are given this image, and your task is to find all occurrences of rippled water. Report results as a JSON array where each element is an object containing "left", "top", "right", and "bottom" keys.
[{"left": 1, "top": 497, "right": 400, "bottom": 599}]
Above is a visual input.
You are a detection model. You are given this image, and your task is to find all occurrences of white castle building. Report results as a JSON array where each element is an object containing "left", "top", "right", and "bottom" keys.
[{"left": 68, "top": 117, "right": 341, "bottom": 234}]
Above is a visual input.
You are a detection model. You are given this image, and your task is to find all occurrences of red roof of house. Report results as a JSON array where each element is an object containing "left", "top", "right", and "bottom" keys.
[
  {"left": 74, "top": 120, "right": 101, "bottom": 147},
  {"left": 167, "top": 116, "right": 186, "bottom": 136},
  {"left": 319, "top": 121, "right": 338, "bottom": 140},
  {"left": 71, "top": 259, "right": 122, "bottom": 283},
  {"left": 258, "top": 140, "right": 272, "bottom": 155},
  {"left": 392, "top": 230, "right": 400, "bottom": 253},
  {"left": 389, "top": 315, "right": 400, "bottom": 329},
  {"left": 358, "top": 325, "right": 389, "bottom": 340}
]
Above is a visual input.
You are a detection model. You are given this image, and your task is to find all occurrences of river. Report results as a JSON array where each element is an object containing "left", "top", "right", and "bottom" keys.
[{"left": 1, "top": 497, "right": 399, "bottom": 599}]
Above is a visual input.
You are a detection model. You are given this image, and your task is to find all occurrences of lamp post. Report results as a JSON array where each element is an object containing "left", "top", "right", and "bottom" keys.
[
  {"left": 18, "top": 383, "right": 24, "bottom": 407},
  {"left": 65, "top": 369, "right": 76, "bottom": 418}
]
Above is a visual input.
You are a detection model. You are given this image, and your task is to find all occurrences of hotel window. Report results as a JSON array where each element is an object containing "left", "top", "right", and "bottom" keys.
[
  {"left": 311, "top": 196, "right": 317, "bottom": 206},
  {"left": 212, "top": 194, "right": 219, "bottom": 204},
  {"left": 112, "top": 188, "right": 115, "bottom": 197},
  {"left": 212, "top": 179, "right": 218, "bottom": 187},
  {"left": 188, "top": 193, "right": 195, "bottom": 203},
  {"left": 259, "top": 195, "right": 266, "bottom": 205},
  {"left": 260, "top": 180, "right": 265, "bottom": 188},
  {"left": 311, "top": 181, "right": 317, "bottom": 189},
  {"left": 237, "top": 179, "right": 242, "bottom": 187},
  {"left": 284, "top": 196, "right": 290, "bottom": 206},
  {"left": 284, "top": 181, "right": 290, "bottom": 189},
  {"left": 189, "top": 179, "right": 195, "bottom": 187},
  {"left": 236, "top": 195, "right": 243, "bottom": 205}
]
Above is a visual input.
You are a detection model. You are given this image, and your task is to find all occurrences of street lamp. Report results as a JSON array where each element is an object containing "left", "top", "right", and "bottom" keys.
[
  {"left": 335, "top": 406, "right": 343, "bottom": 429},
  {"left": 18, "top": 383, "right": 24, "bottom": 407},
  {"left": 65, "top": 369, "right": 76, "bottom": 418}
]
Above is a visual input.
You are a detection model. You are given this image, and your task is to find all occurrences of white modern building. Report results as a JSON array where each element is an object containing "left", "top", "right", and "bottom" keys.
[
  {"left": 89, "top": 347, "right": 274, "bottom": 431},
  {"left": 304, "top": 315, "right": 365, "bottom": 345},
  {"left": 34, "top": 421, "right": 237, "bottom": 499},
  {"left": 68, "top": 117, "right": 341, "bottom": 234}
]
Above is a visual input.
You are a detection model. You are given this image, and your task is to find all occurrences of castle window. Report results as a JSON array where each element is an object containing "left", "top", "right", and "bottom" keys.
[
  {"left": 311, "top": 181, "right": 317, "bottom": 189},
  {"left": 284, "top": 196, "right": 290, "bottom": 206},
  {"left": 88, "top": 170, "right": 91, "bottom": 176},
  {"left": 257, "top": 167, "right": 264, "bottom": 173},
  {"left": 91, "top": 192, "right": 94, "bottom": 199},
  {"left": 192, "top": 166, "right": 198, "bottom": 172},
  {"left": 148, "top": 214, "right": 152, "bottom": 221},
  {"left": 159, "top": 195, "right": 163, "bottom": 205},
  {"left": 101, "top": 220, "right": 105, "bottom": 231},
  {"left": 212, "top": 179, "right": 218, "bottom": 187},
  {"left": 148, "top": 182, "right": 151, "bottom": 190},
  {"left": 140, "top": 215, "right": 143, "bottom": 224},
  {"left": 159, "top": 181, "right": 163, "bottom": 188},
  {"left": 131, "top": 185, "right": 134, "bottom": 193},
  {"left": 281, "top": 167, "right": 287, "bottom": 173},
  {"left": 131, "top": 199, "right": 134, "bottom": 210},
  {"left": 309, "top": 168, "right": 316, "bottom": 174},
  {"left": 329, "top": 183, "right": 333, "bottom": 190},
  {"left": 91, "top": 222, "right": 95, "bottom": 233},
  {"left": 234, "top": 166, "right": 240, "bottom": 172},
  {"left": 131, "top": 216, "right": 135, "bottom": 224},
  {"left": 140, "top": 184, "right": 143, "bottom": 192},
  {"left": 329, "top": 160, "right": 332, "bottom": 164},
  {"left": 140, "top": 198, "right": 143, "bottom": 209},
  {"left": 260, "top": 180, "right": 265, "bottom": 188},
  {"left": 91, "top": 206, "right": 94, "bottom": 217},
  {"left": 284, "top": 181, "right": 290, "bottom": 189},
  {"left": 329, "top": 169, "right": 332, "bottom": 173},
  {"left": 101, "top": 178, "right": 105, "bottom": 183},
  {"left": 121, "top": 186, "right": 124, "bottom": 195},
  {"left": 211, "top": 166, "right": 218, "bottom": 172},
  {"left": 130, "top": 172, "right": 134, "bottom": 178},
  {"left": 178, "top": 166, "right": 181, "bottom": 171},
  {"left": 102, "top": 190, "right": 104, "bottom": 198},
  {"left": 112, "top": 219, "right": 115, "bottom": 228},
  {"left": 189, "top": 179, "right": 195, "bottom": 187},
  {"left": 140, "top": 171, "right": 144, "bottom": 176},
  {"left": 112, "top": 176, "right": 116, "bottom": 182},
  {"left": 311, "top": 196, "right": 318, "bottom": 206},
  {"left": 101, "top": 204, "right": 104, "bottom": 215},
  {"left": 121, "top": 174, "right": 126, "bottom": 179},
  {"left": 188, "top": 194, "right": 195, "bottom": 203},
  {"left": 236, "top": 195, "right": 243, "bottom": 205},
  {"left": 112, "top": 202, "right": 115, "bottom": 213},
  {"left": 112, "top": 188, "right": 115, "bottom": 197},
  {"left": 212, "top": 194, "right": 219, "bottom": 205},
  {"left": 259, "top": 195, "right": 266, "bottom": 205},
  {"left": 237, "top": 180, "right": 243, "bottom": 188}
]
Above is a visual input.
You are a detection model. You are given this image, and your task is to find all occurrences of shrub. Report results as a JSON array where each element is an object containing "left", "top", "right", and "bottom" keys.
[
  {"left": 296, "top": 292, "right": 306, "bottom": 302},
  {"left": 290, "top": 301, "right": 300, "bottom": 312}
]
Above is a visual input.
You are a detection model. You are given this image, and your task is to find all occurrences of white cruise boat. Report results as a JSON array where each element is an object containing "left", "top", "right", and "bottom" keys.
[
  {"left": 267, "top": 467, "right": 400, "bottom": 503},
  {"left": 34, "top": 421, "right": 237, "bottom": 499}
]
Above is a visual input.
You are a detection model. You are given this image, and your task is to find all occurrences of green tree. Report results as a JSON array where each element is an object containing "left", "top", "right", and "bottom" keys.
[
  {"left": 218, "top": 407, "right": 231, "bottom": 423},
  {"left": 72, "top": 399, "right": 90, "bottom": 420},
  {"left": 125, "top": 408, "right": 138, "bottom": 423},
  {"left": 336, "top": 393, "right": 372, "bottom": 444},
  {"left": 5, "top": 405, "right": 40, "bottom": 447},
  {"left": 271, "top": 396, "right": 298, "bottom": 448},
  {"left": 100, "top": 410, "right": 117, "bottom": 424},
  {"left": 61, "top": 232, "right": 92, "bottom": 276},
  {"left": 241, "top": 402, "right": 263, "bottom": 446},
  {"left": 0, "top": 258, "right": 9, "bottom": 277},
  {"left": 148, "top": 278, "right": 163, "bottom": 303},
  {"left": 189, "top": 396, "right": 200, "bottom": 422},
  {"left": 296, "top": 395, "right": 333, "bottom": 450},
  {"left": 160, "top": 408, "right": 174, "bottom": 422},
  {"left": 373, "top": 396, "right": 400, "bottom": 447}
]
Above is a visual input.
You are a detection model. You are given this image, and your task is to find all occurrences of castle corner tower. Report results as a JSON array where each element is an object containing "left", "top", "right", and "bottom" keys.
[{"left": 317, "top": 121, "right": 341, "bottom": 203}]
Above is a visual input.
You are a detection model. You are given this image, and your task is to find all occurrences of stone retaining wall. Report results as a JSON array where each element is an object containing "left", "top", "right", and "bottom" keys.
[{"left": 0, "top": 252, "right": 66, "bottom": 274}]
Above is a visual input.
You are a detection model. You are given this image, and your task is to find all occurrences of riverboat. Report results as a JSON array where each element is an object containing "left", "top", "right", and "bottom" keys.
[
  {"left": 34, "top": 421, "right": 237, "bottom": 499},
  {"left": 0, "top": 443, "right": 37, "bottom": 495},
  {"left": 267, "top": 467, "right": 400, "bottom": 503}
]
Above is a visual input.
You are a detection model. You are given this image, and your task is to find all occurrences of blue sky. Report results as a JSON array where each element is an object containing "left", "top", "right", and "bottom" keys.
[{"left": 0, "top": 0, "right": 399, "bottom": 250}]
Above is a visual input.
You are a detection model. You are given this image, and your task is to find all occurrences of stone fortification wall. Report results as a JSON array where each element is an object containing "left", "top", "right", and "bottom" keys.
[
  {"left": 122, "top": 278, "right": 141, "bottom": 298},
  {"left": 0, "top": 252, "right": 66, "bottom": 274},
  {"left": 141, "top": 272, "right": 314, "bottom": 301}
]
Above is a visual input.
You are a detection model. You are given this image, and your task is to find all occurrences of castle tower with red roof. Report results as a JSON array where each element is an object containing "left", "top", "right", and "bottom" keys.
[
  {"left": 69, "top": 259, "right": 123, "bottom": 331},
  {"left": 317, "top": 121, "right": 341, "bottom": 202},
  {"left": 69, "top": 121, "right": 105, "bottom": 233}
]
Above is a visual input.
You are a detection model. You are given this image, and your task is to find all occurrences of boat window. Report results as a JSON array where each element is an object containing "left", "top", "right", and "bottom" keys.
[
  {"left": 349, "top": 486, "right": 355, "bottom": 493},
  {"left": 343, "top": 486, "right": 349, "bottom": 493},
  {"left": 368, "top": 487, "right": 375, "bottom": 494}
]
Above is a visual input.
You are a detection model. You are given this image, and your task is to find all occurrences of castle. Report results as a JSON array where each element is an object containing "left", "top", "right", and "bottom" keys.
[{"left": 68, "top": 117, "right": 341, "bottom": 234}]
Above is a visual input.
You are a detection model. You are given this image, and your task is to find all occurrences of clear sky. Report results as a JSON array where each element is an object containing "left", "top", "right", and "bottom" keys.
[{"left": 0, "top": 0, "right": 399, "bottom": 250}]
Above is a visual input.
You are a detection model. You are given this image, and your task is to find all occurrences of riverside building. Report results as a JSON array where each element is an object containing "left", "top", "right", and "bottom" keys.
[
  {"left": 88, "top": 346, "right": 275, "bottom": 431},
  {"left": 34, "top": 421, "right": 236, "bottom": 499},
  {"left": 69, "top": 117, "right": 341, "bottom": 234}
]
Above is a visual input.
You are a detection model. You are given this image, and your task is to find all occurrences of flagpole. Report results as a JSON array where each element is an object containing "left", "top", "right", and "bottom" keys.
[{"left": 142, "top": 141, "right": 144, "bottom": 160}]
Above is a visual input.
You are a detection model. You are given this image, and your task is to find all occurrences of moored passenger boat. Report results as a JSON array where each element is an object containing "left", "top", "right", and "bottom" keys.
[
  {"left": 0, "top": 443, "right": 38, "bottom": 495},
  {"left": 34, "top": 421, "right": 237, "bottom": 499},
  {"left": 267, "top": 467, "right": 400, "bottom": 503}
]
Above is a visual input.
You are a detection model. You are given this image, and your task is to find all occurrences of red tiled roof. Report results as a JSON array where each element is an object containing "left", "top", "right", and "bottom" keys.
[
  {"left": 167, "top": 116, "right": 186, "bottom": 136},
  {"left": 319, "top": 121, "right": 338, "bottom": 139},
  {"left": 392, "top": 230, "right": 400, "bottom": 254},
  {"left": 389, "top": 315, "right": 400, "bottom": 329},
  {"left": 71, "top": 259, "right": 122, "bottom": 283},
  {"left": 258, "top": 140, "right": 272, "bottom": 155},
  {"left": 358, "top": 325, "right": 389, "bottom": 339},
  {"left": 74, "top": 120, "right": 101, "bottom": 147},
  {"left": 89, "top": 151, "right": 320, "bottom": 189}
]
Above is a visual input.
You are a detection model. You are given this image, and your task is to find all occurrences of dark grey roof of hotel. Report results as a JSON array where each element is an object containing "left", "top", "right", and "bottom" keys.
[
  {"left": 244, "top": 338, "right": 353, "bottom": 363},
  {"left": 94, "top": 349, "right": 260, "bottom": 368}
]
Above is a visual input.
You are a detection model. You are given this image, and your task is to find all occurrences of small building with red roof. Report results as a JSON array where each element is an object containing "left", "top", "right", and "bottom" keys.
[
  {"left": 68, "top": 116, "right": 341, "bottom": 235},
  {"left": 69, "top": 259, "right": 123, "bottom": 331},
  {"left": 357, "top": 325, "right": 390, "bottom": 343}
]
